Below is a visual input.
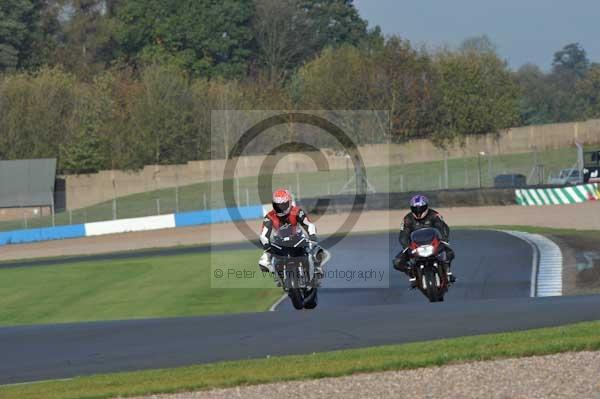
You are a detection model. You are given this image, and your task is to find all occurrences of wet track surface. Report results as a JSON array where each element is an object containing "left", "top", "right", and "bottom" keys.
[{"left": 2, "top": 230, "right": 600, "bottom": 384}]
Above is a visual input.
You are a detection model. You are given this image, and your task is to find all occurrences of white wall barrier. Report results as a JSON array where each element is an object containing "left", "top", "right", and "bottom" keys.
[{"left": 84, "top": 215, "right": 176, "bottom": 237}]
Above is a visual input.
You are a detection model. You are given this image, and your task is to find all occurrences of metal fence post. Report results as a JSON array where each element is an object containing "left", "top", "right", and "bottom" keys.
[
  {"left": 156, "top": 198, "right": 161, "bottom": 215},
  {"left": 175, "top": 171, "right": 180, "bottom": 213},
  {"left": 112, "top": 199, "right": 117, "bottom": 220},
  {"left": 50, "top": 190, "right": 55, "bottom": 227},
  {"left": 478, "top": 158, "right": 482, "bottom": 188},
  {"left": 444, "top": 152, "right": 449, "bottom": 189}
]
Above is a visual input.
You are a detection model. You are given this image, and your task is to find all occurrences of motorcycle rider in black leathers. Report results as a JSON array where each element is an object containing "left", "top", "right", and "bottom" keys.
[{"left": 393, "top": 195, "right": 456, "bottom": 288}]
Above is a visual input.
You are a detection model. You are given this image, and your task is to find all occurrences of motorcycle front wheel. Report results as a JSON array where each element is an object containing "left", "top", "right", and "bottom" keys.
[
  {"left": 288, "top": 288, "right": 304, "bottom": 310},
  {"left": 303, "top": 288, "right": 318, "bottom": 309},
  {"left": 423, "top": 267, "right": 443, "bottom": 303}
]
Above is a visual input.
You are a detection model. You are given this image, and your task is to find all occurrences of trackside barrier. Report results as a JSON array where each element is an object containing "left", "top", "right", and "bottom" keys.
[
  {"left": 515, "top": 183, "right": 599, "bottom": 206},
  {"left": 174, "top": 205, "right": 265, "bottom": 228},
  {"left": 0, "top": 205, "right": 267, "bottom": 246},
  {"left": 0, "top": 224, "right": 86, "bottom": 245},
  {"left": 85, "top": 215, "right": 176, "bottom": 237}
]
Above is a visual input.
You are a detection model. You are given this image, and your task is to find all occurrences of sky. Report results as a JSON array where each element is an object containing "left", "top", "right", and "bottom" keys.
[{"left": 354, "top": 0, "right": 600, "bottom": 71}]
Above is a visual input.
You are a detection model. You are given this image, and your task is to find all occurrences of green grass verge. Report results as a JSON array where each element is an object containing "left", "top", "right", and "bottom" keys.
[
  {"left": 0, "top": 147, "right": 581, "bottom": 231},
  {"left": 1, "top": 320, "right": 600, "bottom": 399},
  {"left": 0, "top": 249, "right": 279, "bottom": 327}
]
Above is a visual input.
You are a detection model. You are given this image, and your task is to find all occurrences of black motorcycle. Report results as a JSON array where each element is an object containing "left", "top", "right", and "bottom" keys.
[
  {"left": 268, "top": 225, "right": 330, "bottom": 310},
  {"left": 408, "top": 227, "right": 451, "bottom": 302}
]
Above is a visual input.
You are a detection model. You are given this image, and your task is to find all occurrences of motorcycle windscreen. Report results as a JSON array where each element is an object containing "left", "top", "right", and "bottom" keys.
[
  {"left": 410, "top": 228, "right": 442, "bottom": 245},
  {"left": 272, "top": 225, "right": 306, "bottom": 248}
]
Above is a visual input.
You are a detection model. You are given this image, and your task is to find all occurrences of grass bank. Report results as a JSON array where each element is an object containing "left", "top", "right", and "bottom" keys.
[{"left": 0, "top": 248, "right": 279, "bottom": 326}]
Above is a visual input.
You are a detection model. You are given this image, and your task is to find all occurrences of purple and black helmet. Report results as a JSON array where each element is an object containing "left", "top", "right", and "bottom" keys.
[{"left": 409, "top": 195, "right": 429, "bottom": 219}]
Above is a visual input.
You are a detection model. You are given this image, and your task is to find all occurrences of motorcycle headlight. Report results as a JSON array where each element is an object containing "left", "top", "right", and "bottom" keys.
[{"left": 416, "top": 245, "right": 434, "bottom": 257}]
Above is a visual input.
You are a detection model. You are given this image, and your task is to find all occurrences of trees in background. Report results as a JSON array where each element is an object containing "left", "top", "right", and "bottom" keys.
[
  {"left": 1, "top": 1, "right": 600, "bottom": 173},
  {"left": 515, "top": 64, "right": 556, "bottom": 125},
  {"left": 130, "top": 64, "right": 196, "bottom": 165},
  {"left": 294, "top": 36, "right": 519, "bottom": 147},
  {"left": 55, "top": 0, "right": 118, "bottom": 78},
  {"left": 516, "top": 42, "right": 596, "bottom": 124},
  {"left": 296, "top": 45, "right": 374, "bottom": 110},
  {"left": 432, "top": 41, "right": 520, "bottom": 145},
  {"left": 374, "top": 37, "right": 437, "bottom": 142},
  {"left": 61, "top": 71, "right": 115, "bottom": 173},
  {"left": 552, "top": 43, "right": 589, "bottom": 82},
  {"left": 253, "top": 0, "right": 318, "bottom": 84},
  {"left": 115, "top": 0, "right": 256, "bottom": 78},
  {"left": 0, "top": 0, "right": 32, "bottom": 71},
  {"left": 0, "top": 0, "right": 54, "bottom": 71},
  {"left": 576, "top": 64, "right": 600, "bottom": 119},
  {"left": 0, "top": 68, "right": 75, "bottom": 160}
]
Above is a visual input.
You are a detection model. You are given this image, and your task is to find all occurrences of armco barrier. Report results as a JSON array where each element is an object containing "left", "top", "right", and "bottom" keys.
[
  {"left": 515, "top": 183, "right": 599, "bottom": 206},
  {"left": 0, "top": 224, "right": 86, "bottom": 245}
]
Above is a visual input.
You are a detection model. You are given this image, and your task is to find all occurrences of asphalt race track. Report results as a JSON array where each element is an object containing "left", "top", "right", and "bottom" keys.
[
  {"left": 276, "top": 230, "right": 533, "bottom": 310},
  {"left": 2, "top": 230, "right": 600, "bottom": 385}
]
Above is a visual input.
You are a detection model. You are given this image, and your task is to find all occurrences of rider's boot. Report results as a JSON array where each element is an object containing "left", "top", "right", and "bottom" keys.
[
  {"left": 259, "top": 253, "right": 281, "bottom": 286},
  {"left": 258, "top": 252, "right": 271, "bottom": 272},
  {"left": 314, "top": 262, "right": 324, "bottom": 278},
  {"left": 313, "top": 250, "right": 324, "bottom": 278}
]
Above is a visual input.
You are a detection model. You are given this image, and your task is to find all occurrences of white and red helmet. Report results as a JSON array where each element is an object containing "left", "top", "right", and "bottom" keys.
[{"left": 272, "top": 188, "right": 292, "bottom": 216}]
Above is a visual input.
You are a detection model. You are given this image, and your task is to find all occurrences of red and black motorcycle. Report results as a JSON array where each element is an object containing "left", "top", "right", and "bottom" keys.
[{"left": 408, "top": 227, "right": 451, "bottom": 302}]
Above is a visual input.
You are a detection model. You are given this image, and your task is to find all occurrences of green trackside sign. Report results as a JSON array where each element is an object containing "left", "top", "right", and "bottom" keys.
[{"left": 516, "top": 183, "right": 599, "bottom": 206}]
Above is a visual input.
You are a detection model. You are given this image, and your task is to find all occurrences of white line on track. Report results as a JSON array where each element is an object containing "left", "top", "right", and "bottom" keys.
[
  {"left": 0, "top": 377, "right": 73, "bottom": 387},
  {"left": 269, "top": 293, "right": 287, "bottom": 311},
  {"left": 503, "top": 231, "right": 563, "bottom": 297}
]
